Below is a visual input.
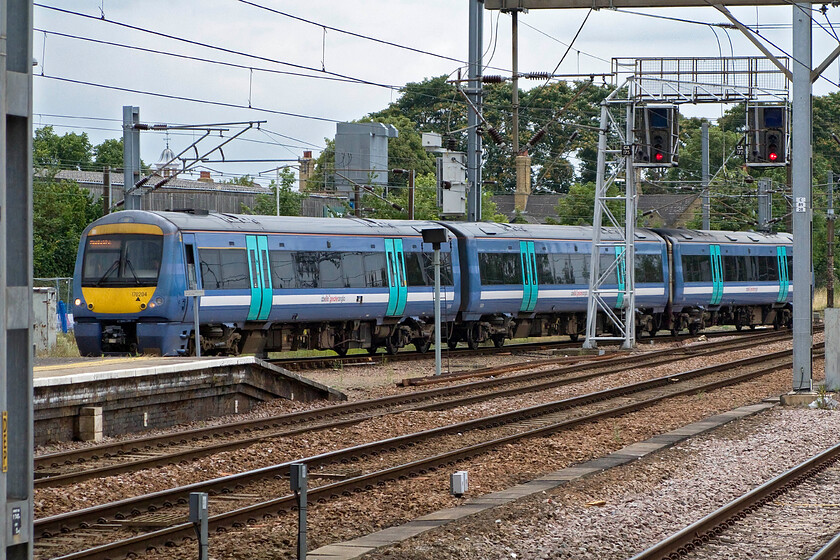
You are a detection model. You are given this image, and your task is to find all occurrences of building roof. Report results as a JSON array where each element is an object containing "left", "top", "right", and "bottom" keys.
[{"left": 36, "top": 169, "right": 271, "bottom": 194}]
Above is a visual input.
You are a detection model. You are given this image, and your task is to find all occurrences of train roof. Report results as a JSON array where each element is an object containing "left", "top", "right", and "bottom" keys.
[
  {"left": 440, "top": 221, "right": 664, "bottom": 242},
  {"left": 90, "top": 210, "right": 452, "bottom": 238},
  {"left": 653, "top": 228, "right": 793, "bottom": 245}
]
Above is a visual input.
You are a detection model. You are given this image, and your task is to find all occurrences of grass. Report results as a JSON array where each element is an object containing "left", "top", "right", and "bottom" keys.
[
  {"left": 815, "top": 286, "right": 828, "bottom": 313},
  {"left": 38, "top": 332, "right": 81, "bottom": 358}
]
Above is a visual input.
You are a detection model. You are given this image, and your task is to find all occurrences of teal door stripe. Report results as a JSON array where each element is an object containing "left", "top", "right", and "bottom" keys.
[
  {"left": 246, "top": 235, "right": 262, "bottom": 321},
  {"left": 256, "top": 236, "right": 272, "bottom": 320},
  {"left": 777, "top": 246, "right": 789, "bottom": 303},
  {"left": 384, "top": 239, "right": 407, "bottom": 317},
  {"left": 710, "top": 245, "right": 723, "bottom": 305},
  {"left": 614, "top": 246, "right": 625, "bottom": 309},
  {"left": 519, "top": 241, "right": 537, "bottom": 312}
]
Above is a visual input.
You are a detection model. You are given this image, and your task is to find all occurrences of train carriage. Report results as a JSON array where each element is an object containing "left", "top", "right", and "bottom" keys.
[
  {"left": 656, "top": 228, "right": 793, "bottom": 332},
  {"left": 73, "top": 210, "right": 461, "bottom": 356},
  {"left": 440, "top": 222, "right": 670, "bottom": 345}
]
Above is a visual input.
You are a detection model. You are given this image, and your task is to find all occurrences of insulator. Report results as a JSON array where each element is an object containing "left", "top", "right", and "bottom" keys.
[
  {"left": 482, "top": 75, "right": 504, "bottom": 83},
  {"left": 525, "top": 72, "right": 551, "bottom": 80},
  {"left": 447, "top": 137, "right": 458, "bottom": 151},
  {"left": 487, "top": 127, "right": 504, "bottom": 145},
  {"left": 527, "top": 129, "right": 547, "bottom": 146}
]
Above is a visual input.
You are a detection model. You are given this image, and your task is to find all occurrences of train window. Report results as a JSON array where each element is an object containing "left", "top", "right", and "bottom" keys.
[
  {"left": 635, "top": 254, "right": 663, "bottom": 283},
  {"left": 342, "top": 252, "right": 366, "bottom": 288},
  {"left": 185, "top": 244, "right": 197, "bottom": 290},
  {"left": 536, "top": 254, "right": 555, "bottom": 285},
  {"left": 405, "top": 253, "right": 426, "bottom": 287},
  {"left": 363, "top": 252, "right": 388, "bottom": 287},
  {"left": 723, "top": 256, "right": 747, "bottom": 282},
  {"left": 479, "top": 252, "right": 521, "bottom": 285},
  {"left": 598, "top": 254, "right": 620, "bottom": 284},
  {"left": 198, "top": 248, "right": 250, "bottom": 290},
  {"left": 682, "top": 254, "right": 712, "bottom": 283},
  {"left": 295, "top": 252, "right": 320, "bottom": 288},
  {"left": 421, "top": 252, "right": 454, "bottom": 286},
  {"left": 318, "top": 252, "right": 344, "bottom": 289},
  {"left": 757, "top": 256, "right": 777, "bottom": 281},
  {"left": 268, "top": 251, "right": 297, "bottom": 289}
]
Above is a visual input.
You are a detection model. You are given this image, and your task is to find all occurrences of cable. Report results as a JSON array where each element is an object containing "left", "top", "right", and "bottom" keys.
[
  {"left": 34, "top": 4, "right": 397, "bottom": 90},
  {"left": 517, "top": 19, "right": 611, "bottom": 65},
  {"left": 34, "top": 28, "right": 387, "bottom": 88},
  {"left": 38, "top": 74, "right": 344, "bottom": 123}
]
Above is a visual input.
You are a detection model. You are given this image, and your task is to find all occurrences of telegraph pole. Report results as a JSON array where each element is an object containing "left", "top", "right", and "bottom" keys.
[
  {"left": 123, "top": 106, "right": 142, "bottom": 210},
  {"left": 828, "top": 170, "right": 835, "bottom": 308},
  {"left": 701, "top": 119, "right": 710, "bottom": 229}
]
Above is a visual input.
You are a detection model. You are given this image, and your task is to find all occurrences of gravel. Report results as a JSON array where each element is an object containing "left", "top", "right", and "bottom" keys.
[{"left": 36, "top": 333, "right": 834, "bottom": 560}]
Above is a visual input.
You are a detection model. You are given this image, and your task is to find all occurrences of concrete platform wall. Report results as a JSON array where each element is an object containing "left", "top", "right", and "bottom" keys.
[{"left": 33, "top": 358, "right": 344, "bottom": 445}]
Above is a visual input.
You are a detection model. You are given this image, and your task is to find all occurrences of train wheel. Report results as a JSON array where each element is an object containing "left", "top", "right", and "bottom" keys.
[
  {"left": 367, "top": 346, "right": 379, "bottom": 356},
  {"left": 447, "top": 339, "right": 459, "bottom": 350},
  {"left": 465, "top": 325, "right": 480, "bottom": 350},
  {"left": 491, "top": 334, "right": 505, "bottom": 348},
  {"left": 334, "top": 344, "right": 349, "bottom": 357},
  {"left": 688, "top": 323, "right": 701, "bottom": 336},
  {"left": 413, "top": 338, "right": 431, "bottom": 354},
  {"left": 385, "top": 336, "right": 399, "bottom": 355}
]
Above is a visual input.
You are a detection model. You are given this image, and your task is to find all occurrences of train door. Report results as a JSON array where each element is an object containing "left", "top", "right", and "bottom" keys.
[
  {"left": 776, "top": 246, "right": 789, "bottom": 302},
  {"left": 710, "top": 245, "right": 723, "bottom": 305},
  {"left": 182, "top": 234, "right": 200, "bottom": 322},
  {"left": 384, "top": 238, "right": 407, "bottom": 316},
  {"left": 245, "top": 235, "right": 273, "bottom": 321},
  {"left": 614, "top": 246, "right": 626, "bottom": 309},
  {"left": 519, "top": 241, "right": 538, "bottom": 312}
]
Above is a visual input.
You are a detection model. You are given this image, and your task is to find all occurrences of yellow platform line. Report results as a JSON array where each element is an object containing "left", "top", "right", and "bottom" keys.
[{"left": 34, "top": 357, "right": 150, "bottom": 372}]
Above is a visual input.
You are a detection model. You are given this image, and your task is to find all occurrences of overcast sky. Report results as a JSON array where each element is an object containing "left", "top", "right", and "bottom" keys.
[{"left": 33, "top": 0, "right": 840, "bottom": 186}]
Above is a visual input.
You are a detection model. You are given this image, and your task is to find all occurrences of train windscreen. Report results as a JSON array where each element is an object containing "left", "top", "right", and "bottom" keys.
[{"left": 82, "top": 234, "right": 163, "bottom": 287}]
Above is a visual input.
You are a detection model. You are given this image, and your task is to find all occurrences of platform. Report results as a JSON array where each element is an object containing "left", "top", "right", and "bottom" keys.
[{"left": 33, "top": 356, "right": 346, "bottom": 445}]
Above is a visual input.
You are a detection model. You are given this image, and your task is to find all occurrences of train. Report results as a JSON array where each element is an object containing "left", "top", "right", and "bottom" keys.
[{"left": 71, "top": 210, "right": 793, "bottom": 357}]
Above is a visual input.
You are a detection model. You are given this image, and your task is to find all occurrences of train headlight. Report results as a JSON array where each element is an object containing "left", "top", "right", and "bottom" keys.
[
  {"left": 155, "top": 296, "right": 164, "bottom": 306},
  {"left": 74, "top": 298, "right": 82, "bottom": 307},
  {"left": 87, "top": 303, "right": 94, "bottom": 310}
]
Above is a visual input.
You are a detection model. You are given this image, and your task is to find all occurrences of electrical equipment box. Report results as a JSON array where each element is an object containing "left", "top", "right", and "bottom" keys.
[
  {"left": 450, "top": 471, "right": 469, "bottom": 497},
  {"left": 188, "top": 492, "right": 208, "bottom": 523},
  {"left": 436, "top": 151, "right": 467, "bottom": 217},
  {"left": 633, "top": 104, "right": 679, "bottom": 167}
]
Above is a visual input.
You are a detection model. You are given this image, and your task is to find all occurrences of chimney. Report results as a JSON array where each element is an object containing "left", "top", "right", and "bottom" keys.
[
  {"left": 298, "top": 151, "right": 316, "bottom": 191},
  {"left": 514, "top": 152, "right": 532, "bottom": 213},
  {"left": 198, "top": 171, "right": 212, "bottom": 183}
]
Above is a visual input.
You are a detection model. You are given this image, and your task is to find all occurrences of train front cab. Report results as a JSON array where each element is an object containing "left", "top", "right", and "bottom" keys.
[
  {"left": 660, "top": 229, "right": 793, "bottom": 333},
  {"left": 73, "top": 214, "right": 191, "bottom": 356}
]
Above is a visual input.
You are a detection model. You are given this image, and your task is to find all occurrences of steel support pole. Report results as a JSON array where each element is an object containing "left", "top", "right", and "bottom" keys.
[
  {"left": 434, "top": 247, "right": 441, "bottom": 376},
  {"left": 466, "top": 0, "right": 483, "bottom": 221},
  {"left": 512, "top": 10, "right": 520, "bottom": 155},
  {"left": 122, "top": 106, "right": 142, "bottom": 210},
  {"left": 623, "top": 102, "right": 636, "bottom": 349},
  {"left": 828, "top": 170, "right": 835, "bottom": 308},
  {"left": 701, "top": 119, "right": 710, "bottom": 230},
  {"left": 1, "top": 1, "right": 34, "bottom": 558},
  {"left": 792, "top": 3, "right": 813, "bottom": 391}
]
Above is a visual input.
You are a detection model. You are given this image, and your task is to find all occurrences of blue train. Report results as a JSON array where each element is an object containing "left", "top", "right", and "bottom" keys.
[{"left": 71, "top": 210, "right": 793, "bottom": 356}]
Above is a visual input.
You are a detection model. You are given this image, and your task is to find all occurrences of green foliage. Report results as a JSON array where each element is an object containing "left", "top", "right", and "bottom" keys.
[
  {"left": 552, "top": 182, "right": 623, "bottom": 226},
  {"left": 33, "top": 175, "right": 102, "bottom": 277},
  {"left": 34, "top": 126, "right": 93, "bottom": 169},
  {"left": 241, "top": 169, "right": 304, "bottom": 216},
  {"left": 93, "top": 138, "right": 124, "bottom": 169}
]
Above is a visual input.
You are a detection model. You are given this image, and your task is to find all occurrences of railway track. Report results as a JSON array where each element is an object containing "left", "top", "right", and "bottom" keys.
[
  {"left": 631, "top": 433, "right": 840, "bottom": 560},
  {"left": 270, "top": 328, "right": 761, "bottom": 371},
  {"left": 35, "top": 329, "right": 793, "bottom": 488},
  {"left": 35, "top": 336, "right": 813, "bottom": 560}
]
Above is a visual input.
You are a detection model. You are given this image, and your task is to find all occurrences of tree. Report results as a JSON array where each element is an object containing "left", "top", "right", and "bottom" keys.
[
  {"left": 241, "top": 168, "right": 304, "bottom": 216},
  {"left": 33, "top": 174, "right": 102, "bottom": 277},
  {"left": 93, "top": 138, "right": 124, "bottom": 169},
  {"left": 33, "top": 126, "right": 93, "bottom": 169}
]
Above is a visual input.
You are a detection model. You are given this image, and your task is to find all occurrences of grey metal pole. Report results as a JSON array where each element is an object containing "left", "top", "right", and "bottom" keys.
[
  {"left": 123, "top": 106, "right": 142, "bottom": 210},
  {"left": 276, "top": 167, "right": 280, "bottom": 216},
  {"left": 290, "top": 464, "right": 307, "bottom": 560},
  {"left": 828, "top": 170, "right": 835, "bottom": 308},
  {"left": 188, "top": 492, "right": 208, "bottom": 560},
  {"left": 757, "top": 178, "right": 771, "bottom": 231},
  {"left": 194, "top": 295, "right": 201, "bottom": 358},
  {"left": 434, "top": 247, "right": 442, "bottom": 376},
  {"left": 792, "top": 2, "right": 813, "bottom": 392},
  {"left": 466, "top": 0, "right": 483, "bottom": 221},
  {"left": 624, "top": 101, "right": 636, "bottom": 349},
  {"left": 512, "top": 10, "right": 519, "bottom": 155},
  {"left": 701, "top": 119, "right": 710, "bottom": 230},
  {"left": 408, "top": 170, "right": 415, "bottom": 220}
]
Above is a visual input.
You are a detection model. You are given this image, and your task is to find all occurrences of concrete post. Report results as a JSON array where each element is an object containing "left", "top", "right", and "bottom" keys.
[{"left": 826, "top": 309, "right": 840, "bottom": 391}]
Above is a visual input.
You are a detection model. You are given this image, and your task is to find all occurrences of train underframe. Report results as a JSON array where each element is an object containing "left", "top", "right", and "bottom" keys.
[{"left": 90, "top": 302, "right": 793, "bottom": 357}]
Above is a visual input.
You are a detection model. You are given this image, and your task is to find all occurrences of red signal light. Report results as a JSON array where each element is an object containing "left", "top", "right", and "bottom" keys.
[
  {"left": 654, "top": 152, "right": 664, "bottom": 162},
  {"left": 768, "top": 151, "right": 778, "bottom": 162}
]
